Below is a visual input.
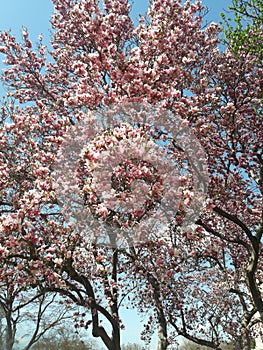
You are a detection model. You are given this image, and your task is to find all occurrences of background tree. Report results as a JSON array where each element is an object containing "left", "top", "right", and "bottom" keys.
[
  {"left": 221, "top": 0, "right": 263, "bottom": 61},
  {"left": 0, "top": 286, "right": 74, "bottom": 350},
  {"left": 122, "top": 343, "right": 144, "bottom": 350},
  {"left": 31, "top": 323, "right": 102, "bottom": 350},
  {"left": 179, "top": 339, "right": 235, "bottom": 350}
]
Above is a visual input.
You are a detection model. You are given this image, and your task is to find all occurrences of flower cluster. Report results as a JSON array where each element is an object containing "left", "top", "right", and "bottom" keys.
[{"left": 80, "top": 123, "right": 164, "bottom": 229}]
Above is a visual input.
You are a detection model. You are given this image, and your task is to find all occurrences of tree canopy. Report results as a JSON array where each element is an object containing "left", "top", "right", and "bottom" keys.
[{"left": 0, "top": 1, "right": 262, "bottom": 349}]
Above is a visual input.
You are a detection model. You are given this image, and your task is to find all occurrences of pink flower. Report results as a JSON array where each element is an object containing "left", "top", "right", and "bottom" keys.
[{"left": 96, "top": 203, "right": 109, "bottom": 217}]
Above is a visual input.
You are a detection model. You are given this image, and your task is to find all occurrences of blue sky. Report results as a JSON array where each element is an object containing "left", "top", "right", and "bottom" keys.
[
  {"left": 0, "top": 0, "right": 232, "bottom": 41},
  {"left": 0, "top": 0, "right": 232, "bottom": 348},
  {"left": 0, "top": 0, "right": 233, "bottom": 98}
]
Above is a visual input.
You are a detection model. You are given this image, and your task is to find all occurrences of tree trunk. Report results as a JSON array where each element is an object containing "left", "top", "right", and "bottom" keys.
[
  {"left": 92, "top": 323, "right": 121, "bottom": 350},
  {"left": 6, "top": 315, "right": 14, "bottom": 350},
  {"left": 157, "top": 322, "right": 168, "bottom": 350},
  {"left": 0, "top": 317, "right": 4, "bottom": 350},
  {"left": 111, "top": 326, "right": 121, "bottom": 350},
  {"left": 234, "top": 332, "right": 251, "bottom": 350}
]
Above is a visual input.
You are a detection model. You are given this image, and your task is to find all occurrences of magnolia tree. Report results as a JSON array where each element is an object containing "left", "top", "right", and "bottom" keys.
[
  {"left": 0, "top": 0, "right": 262, "bottom": 350},
  {"left": 130, "top": 23, "right": 263, "bottom": 346}
]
